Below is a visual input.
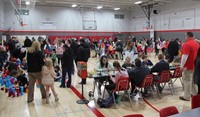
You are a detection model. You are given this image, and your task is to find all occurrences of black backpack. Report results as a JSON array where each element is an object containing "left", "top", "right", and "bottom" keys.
[{"left": 97, "top": 96, "right": 114, "bottom": 108}]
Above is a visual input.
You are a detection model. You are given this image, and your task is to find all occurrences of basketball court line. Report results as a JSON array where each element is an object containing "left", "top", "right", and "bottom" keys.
[{"left": 70, "top": 85, "right": 105, "bottom": 117}]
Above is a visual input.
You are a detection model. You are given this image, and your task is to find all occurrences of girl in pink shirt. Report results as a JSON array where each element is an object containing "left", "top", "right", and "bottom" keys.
[
  {"left": 54, "top": 39, "right": 64, "bottom": 65},
  {"left": 105, "top": 61, "right": 129, "bottom": 99}
]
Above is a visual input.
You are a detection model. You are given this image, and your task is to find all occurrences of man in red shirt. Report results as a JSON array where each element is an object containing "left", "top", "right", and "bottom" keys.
[{"left": 179, "top": 32, "right": 199, "bottom": 101}]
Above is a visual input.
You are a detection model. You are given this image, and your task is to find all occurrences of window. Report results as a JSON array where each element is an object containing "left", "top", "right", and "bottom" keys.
[{"left": 114, "top": 14, "right": 124, "bottom": 19}]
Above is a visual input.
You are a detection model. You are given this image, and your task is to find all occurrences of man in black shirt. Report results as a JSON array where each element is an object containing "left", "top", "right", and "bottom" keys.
[
  {"left": 151, "top": 54, "right": 170, "bottom": 93},
  {"left": 128, "top": 58, "right": 150, "bottom": 95},
  {"left": 75, "top": 39, "right": 90, "bottom": 84},
  {"left": 167, "top": 38, "right": 179, "bottom": 63},
  {"left": 151, "top": 54, "right": 170, "bottom": 74}
]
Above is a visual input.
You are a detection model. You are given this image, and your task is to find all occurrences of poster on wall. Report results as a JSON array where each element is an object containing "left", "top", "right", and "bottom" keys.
[{"left": 40, "top": 18, "right": 56, "bottom": 30}]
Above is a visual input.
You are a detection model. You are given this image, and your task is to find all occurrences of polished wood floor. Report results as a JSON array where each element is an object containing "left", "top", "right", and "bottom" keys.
[{"left": 0, "top": 53, "right": 191, "bottom": 117}]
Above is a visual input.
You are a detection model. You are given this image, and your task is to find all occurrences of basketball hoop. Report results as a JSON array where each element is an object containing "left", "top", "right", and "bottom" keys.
[{"left": 20, "top": 21, "right": 28, "bottom": 27}]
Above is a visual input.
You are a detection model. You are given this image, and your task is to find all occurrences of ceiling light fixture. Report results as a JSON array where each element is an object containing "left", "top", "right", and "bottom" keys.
[
  {"left": 97, "top": 5, "right": 102, "bottom": 9},
  {"left": 72, "top": 4, "right": 77, "bottom": 8},
  {"left": 26, "top": 1, "right": 30, "bottom": 5},
  {"left": 114, "top": 8, "right": 120, "bottom": 10},
  {"left": 134, "top": 1, "right": 143, "bottom": 5}
]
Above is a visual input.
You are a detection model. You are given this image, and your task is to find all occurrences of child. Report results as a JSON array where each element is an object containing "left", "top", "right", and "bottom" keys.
[
  {"left": 16, "top": 69, "right": 28, "bottom": 88},
  {"left": 141, "top": 55, "right": 153, "bottom": 67},
  {"left": 42, "top": 59, "right": 59, "bottom": 104},
  {"left": 122, "top": 56, "right": 135, "bottom": 70},
  {"left": 21, "top": 58, "right": 28, "bottom": 70},
  {"left": 54, "top": 65, "right": 62, "bottom": 82}
]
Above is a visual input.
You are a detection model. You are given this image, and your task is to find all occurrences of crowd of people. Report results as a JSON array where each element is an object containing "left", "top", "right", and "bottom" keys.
[{"left": 0, "top": 31, "right": 200, "bottom": 106}]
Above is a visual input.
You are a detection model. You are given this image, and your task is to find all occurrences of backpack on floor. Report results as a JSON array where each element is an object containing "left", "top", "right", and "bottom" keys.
[{"left": 98, "top": 96, "right": 114, "bottom": 108}]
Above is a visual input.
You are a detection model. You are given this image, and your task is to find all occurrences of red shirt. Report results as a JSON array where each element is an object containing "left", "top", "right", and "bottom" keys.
[
  {"left": 165, "top": 41, "right": 169, "bottom": 48},
  {"left": 182, "top": 38, "right": 199, "bottom": 70}
]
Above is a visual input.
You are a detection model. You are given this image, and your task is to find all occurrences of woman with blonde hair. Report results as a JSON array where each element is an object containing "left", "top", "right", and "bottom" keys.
[
  {"left": 123, "top": 40, "right": 134, "bottom": 62},
  {"left": 27, "top": 41, "right": 46, "bottom": 103}
]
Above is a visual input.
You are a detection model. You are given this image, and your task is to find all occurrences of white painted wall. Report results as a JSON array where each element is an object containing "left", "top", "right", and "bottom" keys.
[
  {"left": 131, "top": 0, "right": 200, "bottom": 31},
  {"left": 0, "top": 0, "right": 4, "bottom": 30},
  {"left": 3, "top": 0, "right": 200, "bottom": 32},
  {"left": 4, "top": 4, "right": 131, "bottom": 32}
]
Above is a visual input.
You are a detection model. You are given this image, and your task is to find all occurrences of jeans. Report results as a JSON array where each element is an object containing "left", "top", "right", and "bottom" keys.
[{"left": 61, "top": 67, "right": 72, "bottom": 87}]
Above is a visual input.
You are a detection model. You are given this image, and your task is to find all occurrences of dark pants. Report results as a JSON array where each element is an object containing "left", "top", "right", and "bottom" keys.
[
  {"left": 129, "top": 77, "right": 142, "bottom": 94},
  {"left": 145, "top": 46, "right": 148, "bottom": 55},
  {"left": 56, "top": 54, "right": 62, "bottom": 65},
  {"left": 153, "top": 75, "right": 163, "bottom": 92},
  {"left": 105, "top": 82, "right": 118, "bottom": 98},
  {"left": 168, "top": 54, "right": 174, "bottom": 63},
  {"left": 155, "top": 48, "right": 159, "bottom": 55},
  {"left": 98, "top": 76, "right": 109, "bottom": 90},
  {"left": 0, "top": 61, "right": 4, "bottom": 71},
  {"left": 162, "top": 48, "right": 166, "bottom": 55},
  {"left": 198, "top": 81, "right": 200, "bottom": 94},
  {"left": 61, "top": 67, "right": 72, "bottom": 87}
]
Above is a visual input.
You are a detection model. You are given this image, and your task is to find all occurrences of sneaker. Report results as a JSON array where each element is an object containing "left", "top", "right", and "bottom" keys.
[
  {"left": 46, "top": 98, "right": 50, "bottom": 104},
  {"left": 130, "top": 90, "right": 138, "bottom": 97},
  {"left": 27, "top": 100, "right": 34, "bottom": 103},
  {"left": 55, "top": 95, "right": 59, "bottom": 102},
  {"left": 60, "top": 85, "right": 66, "bottom": 88},
  {"left": 130, "top": 92, "right": 137, "bottom": 97},
  {"left": 142, "top": 92, "right": 150, "bottom": 97},
  {"left": 179, "top": 96, "right": 189, "bottom": 101}
]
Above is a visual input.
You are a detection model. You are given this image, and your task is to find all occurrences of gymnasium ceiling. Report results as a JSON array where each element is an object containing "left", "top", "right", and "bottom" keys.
[
  {"left": 34, "top": 0, "right": 178, "bottom": 10},
  {"left": 5, "top": 0, "right": 199, "bottom": 11}
]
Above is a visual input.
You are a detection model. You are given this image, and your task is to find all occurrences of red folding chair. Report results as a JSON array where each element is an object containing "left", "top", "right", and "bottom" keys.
[
  {"left": 111, "top": 77, "right": 132, "bottom": 108},
  {"left": 133, "top": 74, "right": 155, "bottom": 100},
  {"left": 123, "top": 114, "right": 144, "bottom": 117},
  {"left": 159, "top": 106, "right": 179, "bottom": 117},
  {"left": 170, "top": 67, "right": 184, "bottom": 91},
  {"left": 191, "top": 94, "right": 200, "bottom": 109},
  {"left": 155, "top": 70, "right": 173, "bottom": 98}
]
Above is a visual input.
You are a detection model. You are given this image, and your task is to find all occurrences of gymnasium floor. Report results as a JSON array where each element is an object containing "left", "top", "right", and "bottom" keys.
[{"left": 0, "top": 54, "right": 191, "bottom": 117}]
